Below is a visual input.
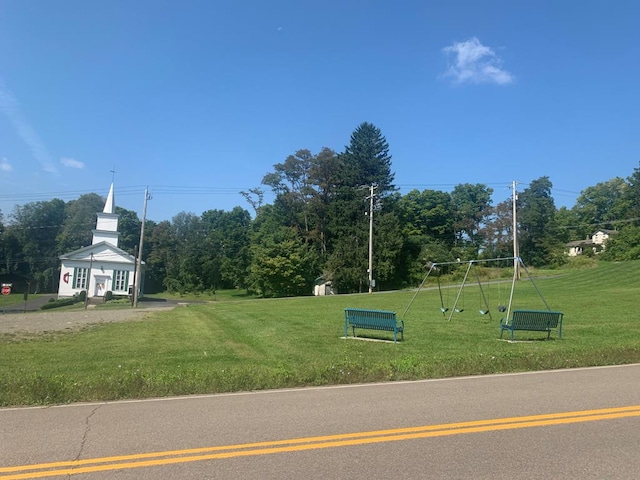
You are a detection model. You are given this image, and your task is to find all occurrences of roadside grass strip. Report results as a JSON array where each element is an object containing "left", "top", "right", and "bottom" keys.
[{"left": 2, "top": 405, "right": 640, "bottom": 479}]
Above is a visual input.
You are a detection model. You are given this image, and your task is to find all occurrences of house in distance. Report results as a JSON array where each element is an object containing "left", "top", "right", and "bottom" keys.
[{"left": 566, "top": 229, "right": 618, "bottom": 257}]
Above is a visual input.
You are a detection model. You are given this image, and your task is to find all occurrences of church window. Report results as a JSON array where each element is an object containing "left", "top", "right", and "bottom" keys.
[
  {"left": 74, "top": 268, "right": 88, "bottom": 290},
  {"left": 113, "top": 270, "right": 129, "bottom": 291}
]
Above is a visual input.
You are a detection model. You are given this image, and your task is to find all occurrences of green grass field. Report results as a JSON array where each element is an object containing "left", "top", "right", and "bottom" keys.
[{"left": 1, "top": 259, "right": 639, "bottom": 407}]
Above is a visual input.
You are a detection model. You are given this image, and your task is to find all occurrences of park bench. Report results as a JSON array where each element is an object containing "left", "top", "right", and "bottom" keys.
[
  {"left": 499, "top": 309, "right": 564, "bottom": 340},
  {"left": 344, "top": 308, "right": 404, "bottom": 342}
]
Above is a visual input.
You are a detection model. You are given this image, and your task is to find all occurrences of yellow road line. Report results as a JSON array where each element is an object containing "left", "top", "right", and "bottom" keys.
[{"left": 2, "top": 405, "right": 639, "bottom": 479}]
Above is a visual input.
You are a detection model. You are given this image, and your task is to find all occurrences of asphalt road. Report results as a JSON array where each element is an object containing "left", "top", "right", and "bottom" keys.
[{"left": 1, "top": 364, "right": 639, "bottom": 479}]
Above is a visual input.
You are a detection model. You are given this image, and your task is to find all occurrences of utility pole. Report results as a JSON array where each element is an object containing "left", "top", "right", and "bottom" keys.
[
  {"left": 512, "top": 180, "right": 520, "bottom": 280},
  {"left": 367, "top": 184, "right": 377, "bottom": 294},
  {"left": 84, "top": 253, "right": 94, "bottom": 309},
  {"left": 133, "top": 187, "right": 151, "bottom": 308}
]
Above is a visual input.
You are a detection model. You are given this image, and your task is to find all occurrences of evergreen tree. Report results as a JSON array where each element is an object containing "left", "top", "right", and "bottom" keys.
[
  {"left": 339, "top": 122, "right": 395, "bottom": 192},
  {"left": 326, "top": 122, "right": 399, "bottom": 292}
]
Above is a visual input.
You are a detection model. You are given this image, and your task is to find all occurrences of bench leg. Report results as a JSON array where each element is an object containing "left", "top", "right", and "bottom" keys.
[{"left": 559, "top": 323, "right": 563, "bottom": 339}]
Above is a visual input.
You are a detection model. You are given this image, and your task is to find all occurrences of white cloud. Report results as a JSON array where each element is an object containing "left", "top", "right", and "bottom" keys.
[
  {"left": 60, "top": 157, "right": 85, "bottom": 169},
  {"left": 0, "top": 78, "right": 58, "bottom": 173},
  {"left": 1, "top": 157, "right": 11, "bottom": 172},
  {"left": 442, "top": 37, "right": 514, "bottom": 85}
]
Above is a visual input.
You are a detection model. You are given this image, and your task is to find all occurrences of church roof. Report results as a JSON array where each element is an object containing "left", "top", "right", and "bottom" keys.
[{"left": 59, "top": 241, "right": 139, "bottom": 264}]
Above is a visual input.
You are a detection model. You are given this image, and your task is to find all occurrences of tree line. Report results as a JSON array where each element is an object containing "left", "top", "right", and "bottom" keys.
[{"left": 1, "top": 122, "right": 639, "bottom": 296}]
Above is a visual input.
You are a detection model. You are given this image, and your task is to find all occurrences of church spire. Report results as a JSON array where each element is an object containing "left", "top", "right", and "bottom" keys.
[
  {"left": 92, "top": 183, "right": 120, "bottom": 247},
  {"left": 103, "top": 183, "right": 115, "bottom": 214}
]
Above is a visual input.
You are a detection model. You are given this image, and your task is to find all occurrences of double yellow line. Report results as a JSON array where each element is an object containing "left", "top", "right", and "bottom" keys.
[{"left": 3, "top": 405, "right": 640, "bottom": 479}]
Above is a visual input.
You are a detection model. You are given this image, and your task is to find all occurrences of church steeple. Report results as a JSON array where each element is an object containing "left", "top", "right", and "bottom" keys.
[
  {"left": 92, "top": 183, "right": 120, "bottom": 247},
  {"left": 103, "top": 182, "right": 115, "bottom": 214}
]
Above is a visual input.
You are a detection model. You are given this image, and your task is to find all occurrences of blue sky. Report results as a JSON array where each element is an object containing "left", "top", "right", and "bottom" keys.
[{"left": 1, "top": 0, "right": 638, "bottom": 222}]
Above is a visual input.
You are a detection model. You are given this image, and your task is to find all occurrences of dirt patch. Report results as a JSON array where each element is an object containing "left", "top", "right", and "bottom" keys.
[{"left": 0, "top": 305, "right": 176, "bottom": 335}]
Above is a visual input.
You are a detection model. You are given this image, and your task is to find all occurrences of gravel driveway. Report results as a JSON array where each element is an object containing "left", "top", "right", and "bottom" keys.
[{"left": 0, "top": 305, "right": 176, "bottom": 335}]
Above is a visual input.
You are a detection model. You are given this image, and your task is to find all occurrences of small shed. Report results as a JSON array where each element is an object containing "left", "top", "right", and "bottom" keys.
[{"left": 313, "top": 277, "right": 334, "bottom": 296}]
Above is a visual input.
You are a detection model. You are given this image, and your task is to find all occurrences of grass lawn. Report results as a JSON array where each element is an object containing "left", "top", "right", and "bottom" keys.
[{"left": 1, "top": 259, "right": 639, "bottom": 406}]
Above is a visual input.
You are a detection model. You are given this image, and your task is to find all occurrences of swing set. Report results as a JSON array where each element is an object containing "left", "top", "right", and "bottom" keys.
[{"left": 402, "top": 257, "right": 553, "bottom": 322}]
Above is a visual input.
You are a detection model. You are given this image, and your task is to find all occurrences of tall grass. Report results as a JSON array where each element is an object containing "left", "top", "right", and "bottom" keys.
[{"left": 1, "top": 260, "right": 639, "bottom": 406}]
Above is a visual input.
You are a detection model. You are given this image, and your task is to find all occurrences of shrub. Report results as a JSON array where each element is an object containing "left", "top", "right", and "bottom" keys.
[
  {"left": 78, "top": 290, "right": 87, "bottom": 302},
  {"left": 104, "top": 291, "right": 113, "bottom": 302},
  {"left": 41, "top": 298, "right": 77, "bottom": 310}
]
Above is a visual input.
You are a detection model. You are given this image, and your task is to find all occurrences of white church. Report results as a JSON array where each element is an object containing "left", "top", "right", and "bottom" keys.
[{"left": 58, "top": 183, "right": 143, "bottom": 299}]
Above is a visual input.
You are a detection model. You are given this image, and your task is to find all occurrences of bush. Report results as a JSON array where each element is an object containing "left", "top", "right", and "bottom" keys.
[
  {"left": 104, "top": 291, "right": 113, "bottom": 302},
  {"left": 41, "top": 298, "right": 77, "bottom": 310},
  {"left": 78, "top": 290, "right": 87, "bottom": 302}
]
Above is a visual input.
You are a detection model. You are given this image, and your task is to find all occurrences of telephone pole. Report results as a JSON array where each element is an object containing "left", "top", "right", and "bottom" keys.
[
  {"left": 84, "top": 253, "right": 94, "bottom": 309},
  {"left": 133, "top": 187, "right": 151, "bottom": 308},
  {"left": 512, "top": 180, "right": 520, "bottom": 280},
  {"left": 367, "top": 184, "right": 377, "bottom": 294}
]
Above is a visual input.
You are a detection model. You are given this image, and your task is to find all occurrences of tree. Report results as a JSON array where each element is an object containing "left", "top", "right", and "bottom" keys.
[
  {"left": 623, "top": 162, "right": 640, "bottom": 226},
  {"left": 572, "top": 177, "right": 628, "bottom": 235},
  {"left": 339, "top": 122, "right": 395, "bottom": 193},
  {"left": 146, "top": 220, "right": 178, "bottom": 293},
  {"left": 395, "top": 189, "right": 456, "bottom": 285},
  {"left": 115, "top": 207, "right": 142, "bottom": 254},
  {"left": 480, "top": 199, "right": 515, "bottom": 259},
  {"left": 262, "top": 149, "right": 315, "bottom": 235},
  {"left": 450, "top": 183, "right": 493, "bottom": 256},
  {"left": 261, "top": 147, "right": 340, "bottom": 258},
  {"left": 171, "top": 212, "right": 206, "bottom": 292},
  {"left": 517, "top": 177, "right": 558, "bottom": 267},
  {"left": 554, "top": 206, "right": 580, "bottom": 245},
  {"left": 325, "top": 123, "right": 398, "bottom": 292},
  {"left": 307, "top": 147, "right": 341, "bottom": 255},
  {"left": 248, "top": 206, "right": 314, "bottom": 297},
  {"left": 56, "top": 193, "right": 104, "bottom": 254},
  {"left": 397, "top": 189, "right": 455, "bottom": 240},
  {"left": 240, "top": 188, "right": 264, "bottom": 216},
  {"left": 200, "top": 207, "right": 251, "bottom": 290},
  {"left": 9, "top": 199, "right": 66, "bottom": 291},
  {"left": 600, "top": 226, "right": 640, "bottom": 261}
]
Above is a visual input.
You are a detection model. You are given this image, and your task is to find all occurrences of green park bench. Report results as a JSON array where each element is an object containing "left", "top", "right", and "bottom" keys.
[
  {"left": 344, "top": 308, "right": 404, "bottom": 343},
  {"left": 500, "top": 309, "right": 564, "bottom": 340}
]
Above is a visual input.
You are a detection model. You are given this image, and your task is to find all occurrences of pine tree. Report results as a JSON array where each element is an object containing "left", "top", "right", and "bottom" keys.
[{"left": 340, "top": 122, "right": 395, "bottom": 193}]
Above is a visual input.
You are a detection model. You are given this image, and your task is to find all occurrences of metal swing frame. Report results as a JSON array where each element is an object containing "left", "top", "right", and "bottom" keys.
[{"left": 401, "top": 257, "right": 552, "bottom": 322}]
